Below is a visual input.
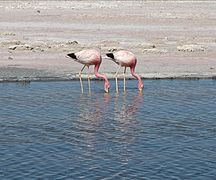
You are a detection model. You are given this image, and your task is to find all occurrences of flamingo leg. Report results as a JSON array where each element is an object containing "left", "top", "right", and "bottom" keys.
[
  {"left": 79, "top": 65, "right": 86, "bottom": 93},
  {"left": 115, "top": 66, "right": 121, "bottom": 93},
  {"left": 123, "top": 67, "right": 126, "bottom": 93},
  {"left": 87, "top": 66, "right": 91, "bottom": 94}
]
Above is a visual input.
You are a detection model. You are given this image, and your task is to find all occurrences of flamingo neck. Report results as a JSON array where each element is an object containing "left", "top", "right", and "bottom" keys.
[
  {"left": 130, "top": 66, "right": 143, "bottom": 88},
  {"left": 94, "top": 63, "right": 109, "bottom": 83}
]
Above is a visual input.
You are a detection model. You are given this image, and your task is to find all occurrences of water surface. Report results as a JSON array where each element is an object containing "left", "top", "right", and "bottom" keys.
[{"left": 0, "top": 80, "right": 216, "bottom": 179}]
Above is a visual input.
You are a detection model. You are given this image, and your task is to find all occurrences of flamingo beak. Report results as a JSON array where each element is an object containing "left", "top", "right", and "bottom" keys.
[{"left": 104, "top": 88, "right": 109, "bottom": 93}]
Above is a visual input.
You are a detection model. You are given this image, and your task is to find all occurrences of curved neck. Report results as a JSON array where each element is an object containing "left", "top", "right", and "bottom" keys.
[
  {"left": 130, "top": 66, "right": 143, "bottom": 85},
  {"left": 94, "top": 63, "right": 109, "bottom": 83}
]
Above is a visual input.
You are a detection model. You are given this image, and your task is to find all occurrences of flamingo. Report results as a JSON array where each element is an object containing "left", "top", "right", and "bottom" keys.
[
  {"left": 67, "top": 49, "right": 110, "bottom": 93},
  {"left": 106, "top": 50, "right": 144, "bottom": 92}
]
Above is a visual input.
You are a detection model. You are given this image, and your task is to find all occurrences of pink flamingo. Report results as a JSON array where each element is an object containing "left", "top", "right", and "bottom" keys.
[
  {"left": 106, "top": 50, "right": 144, "bottom": 92},
  {"left": 67, "top": 49, "right": 110, "bottom": 93}
]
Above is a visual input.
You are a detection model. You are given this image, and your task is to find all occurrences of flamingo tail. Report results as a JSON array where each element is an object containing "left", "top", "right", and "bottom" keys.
[
  {"left": 67, "top": 53, "right": 77, "bottom": 59},
  {"left": 106, "top": 53, "right": 114, "bottom": 59}
]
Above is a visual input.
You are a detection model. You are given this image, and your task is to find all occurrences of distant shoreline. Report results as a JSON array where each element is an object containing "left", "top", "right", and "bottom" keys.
[{"left": 1, "top": 73, "right": 216, "bottom": 83}]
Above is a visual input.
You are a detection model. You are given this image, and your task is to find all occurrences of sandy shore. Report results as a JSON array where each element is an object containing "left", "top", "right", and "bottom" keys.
[{"left": 0, "top": 1, "right": 216, "bottom": 81}]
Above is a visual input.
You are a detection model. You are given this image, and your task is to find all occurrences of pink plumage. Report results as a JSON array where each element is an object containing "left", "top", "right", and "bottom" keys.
[
  {"left": 106, "top": 50, "right": 144, "bottom": 91},
  {"left": 72, "top": 49, "right": 101, "bottom": 66},
  {"left": 67, "top": 49, "right": 110, "bottom": 93}
]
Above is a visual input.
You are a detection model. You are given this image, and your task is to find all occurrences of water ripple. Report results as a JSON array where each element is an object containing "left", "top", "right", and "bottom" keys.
[{"left": 0, "top": 80, "right": 216, "bottom": 179}]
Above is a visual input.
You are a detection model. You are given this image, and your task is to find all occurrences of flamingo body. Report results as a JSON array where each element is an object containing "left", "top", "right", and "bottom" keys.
[
  {"left": 106, "top": 50, "right": 144, "bottom": 91},
  {"left": 68, "top": 49, "right": 101, "bottom": 66},
  {"left": 108, "top": 50, "right": 137, "bottom": 67},
  {"left": 67, "top": 49, "right": 110, "bottom": 93}
]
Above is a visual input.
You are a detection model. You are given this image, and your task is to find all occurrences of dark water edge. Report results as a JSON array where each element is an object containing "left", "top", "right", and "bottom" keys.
[
  {"left": 0, "top": 80, "right": 216, "bottom": 179},
  {"left": 0, "top": 75, "right": 216, "bottom": 83},
  {"left": 1, "top": 66, "right": 216, "bottom": 83}
]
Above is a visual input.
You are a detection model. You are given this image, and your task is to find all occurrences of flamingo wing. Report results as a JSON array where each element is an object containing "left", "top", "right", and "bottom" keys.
[
  {"left": 75, "top": 49, "right": 101, "bottom": 65},
  {"left": 107, "top": 50, "right": 136, "bottom": 66}
]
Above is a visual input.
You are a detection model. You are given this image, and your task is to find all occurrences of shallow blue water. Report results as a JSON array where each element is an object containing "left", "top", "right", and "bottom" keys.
[{"left": 0, "top": 80, "right": 216, "bottom": 179}]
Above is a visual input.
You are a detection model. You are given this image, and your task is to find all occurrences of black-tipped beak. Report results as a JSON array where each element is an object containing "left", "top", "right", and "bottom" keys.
[{"left": 104, "top": 89, "right": 109, "bottom": 93}]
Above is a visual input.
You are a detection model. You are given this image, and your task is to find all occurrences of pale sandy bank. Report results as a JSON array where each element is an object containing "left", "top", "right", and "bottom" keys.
[{"left": 0, "top": 1, "right": 216, "bottom": 81}]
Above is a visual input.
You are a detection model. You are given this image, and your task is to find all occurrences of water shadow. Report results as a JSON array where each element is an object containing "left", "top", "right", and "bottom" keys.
[{"left": 112, "top": 91, "right": 144, "bottom": 142}]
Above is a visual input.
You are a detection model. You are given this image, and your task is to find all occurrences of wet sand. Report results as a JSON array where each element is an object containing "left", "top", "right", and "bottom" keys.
[{"left": 0, "top": 1, "right": 216, "bottom": 81}]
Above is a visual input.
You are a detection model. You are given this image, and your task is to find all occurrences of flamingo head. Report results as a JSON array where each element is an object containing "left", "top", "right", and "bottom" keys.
[
  {"left": 138, "top": 81, "right": 144, "bottom": 91},
  {"left": 104, "top": 80, "right": 110, "bottom": 93}
]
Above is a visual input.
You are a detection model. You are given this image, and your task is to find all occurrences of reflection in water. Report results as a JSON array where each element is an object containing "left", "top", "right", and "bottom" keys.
[
  {"left": 16, "top": 81, "right": 31, "bottom": 87},
  {"left": 74, "top": 93, "right": 111, "bottom": 155},
  {"left": 74, "top": 91, "right": 144, "bottom": 163},
  {"left": 114, "top": 91, "right": 144, "bottom": 124},
  {"left": 1, "top": 80, "right": 216, "bottom": 179},
  {"left": 112, "top": 91, "right": 144, "bottom": 163}
]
